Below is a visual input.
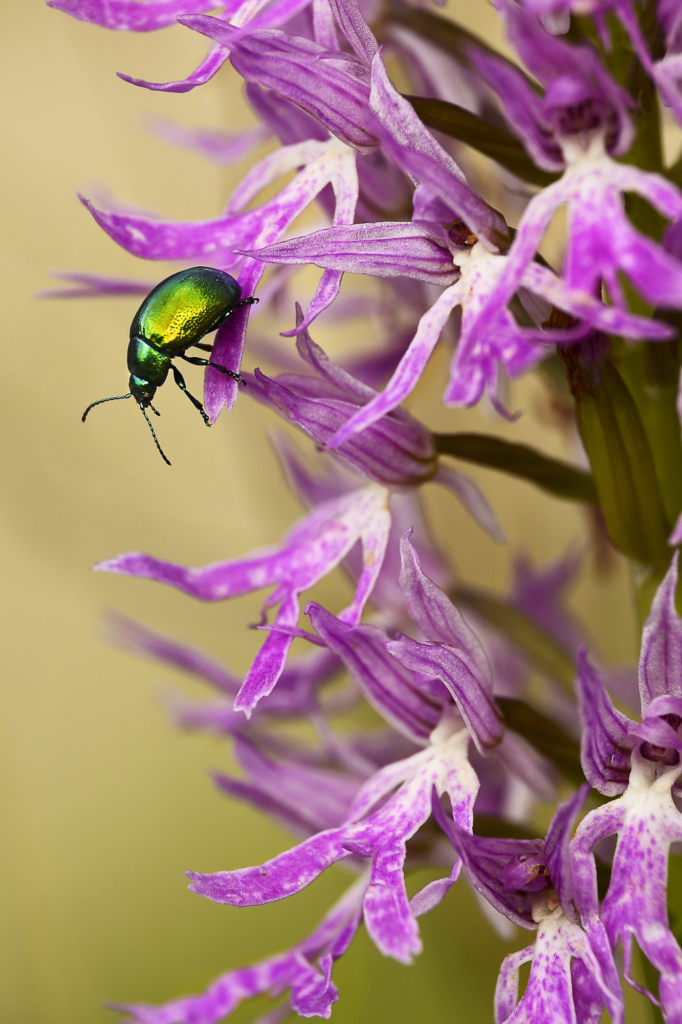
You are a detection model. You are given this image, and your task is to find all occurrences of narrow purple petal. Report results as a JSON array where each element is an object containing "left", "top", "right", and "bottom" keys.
[
  {"left": 398, "top": 532, "right": 493, "bottom": 684},
  {"left": 575, "top": 647, "right": 635, "bottom": 795},
  {"left": 326, "top": 281, "right": 462, "bottom": 449},
  {"left": 544, "top": 784, "right": 589, "bottom": 915},
  {"left": 39, "top": 270, "right": 154, "bottom": 299},
  {"left": 494, "top": 946, "right": 535, "bottom": 1023},
  {"left": 205, "top": 258, "right": 262, "bottom": 419},
  {"left": 227, "top": 31, "right": 378, "bottom": 151},
  {"left": 326, "top": 0, "right": 377, "bottom": 63},
  {"left": 638, "top": 552, "right": 682, "bottom": 710},
  {"left": 234, "top": 594, "right": 299, "bottom": 715},
  {"left": 433, "top": 464, "right": 506, "bottom": 542},
  {"left": 148, "top": 116, "right": 270, "bottom": 164},
  {"left": 118, "top": 43, "right": 230, "bottom": 93},
  {"left": 369, "top": 54, "right": 509, "bottom": 248},
  {"left": 105, "top": 612, "right": 241, "bottom": 694},
  {"left": 388, "top": 635, "right": 503, "bottom": 752},
  {"left": 117, "top": 876, "right": 367, "bottom": 1024},
  {"left": 246, "top": 222, "right": 458, "bottom": 284},
  {"left": 307, "top": 602, "right": 441, "bottom": 743},
  {"left": 47, "top": 0, "right": 216, "bottom": 31},
  {"left": 188, "top": 828, "right": 350, "bottom": 905}
]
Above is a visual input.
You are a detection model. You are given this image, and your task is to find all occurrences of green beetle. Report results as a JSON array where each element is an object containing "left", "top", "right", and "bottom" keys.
[{"left": 82, "top": 266, "right": 258, "bottom": 464}]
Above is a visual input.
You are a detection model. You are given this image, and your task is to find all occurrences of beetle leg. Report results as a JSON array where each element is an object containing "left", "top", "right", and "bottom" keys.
[
  {"left": 233, "top": 296, "right": 259, "bottom": 310},
  {"left": 190, "top": 342, "right": 213, "bottom": 352},
  {"left": 170, "top": 365, "right": 211, "bottom": 426},
  {"left": 178, "top": 353, "right": 246, "bottom": 385}
]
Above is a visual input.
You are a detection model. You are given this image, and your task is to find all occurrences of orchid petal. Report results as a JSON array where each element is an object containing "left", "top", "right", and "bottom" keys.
[{"left": 639, "top": 553, "right": 682, "bottom": 711}]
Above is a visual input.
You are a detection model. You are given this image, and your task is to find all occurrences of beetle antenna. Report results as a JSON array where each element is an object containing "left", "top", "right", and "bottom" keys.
[
  {"left": 82, "top": 393, "right": 132, "bottom": 422},
  {"left": 149, "top": 403, "right": 161, "bottom": 417},
  {"left": 140, "top": 404, "right": 171, "bottom": 466}
]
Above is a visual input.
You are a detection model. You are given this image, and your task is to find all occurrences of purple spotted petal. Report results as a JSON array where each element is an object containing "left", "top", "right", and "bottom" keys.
[
  {"left": 95, "top": 485, "right": 390, "bottom": 715},
  {"left": 468, "top": 162, "right": 682, "bottom": 356},
  {"left": 189, "top": 726, "right": 477, "bottom": 963},
  {"left": 494, "top": 910, "right": 623, "bottom": 1024},
  {"left": 572, "top": 749, "right": 682, "bottom": 1020},
  {"left": 575, "top": 647, "right": 635, "bottom": 795}
]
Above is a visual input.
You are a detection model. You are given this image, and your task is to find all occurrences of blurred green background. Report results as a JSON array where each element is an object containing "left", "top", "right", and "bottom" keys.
[{"left": 0, "top": 1, "right": 648, "bottom": 1021}]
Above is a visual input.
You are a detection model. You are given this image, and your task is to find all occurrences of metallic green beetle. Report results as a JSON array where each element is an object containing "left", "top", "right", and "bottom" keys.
[{"left": 82, "top": 266, "right": 258, "bottom": 464}]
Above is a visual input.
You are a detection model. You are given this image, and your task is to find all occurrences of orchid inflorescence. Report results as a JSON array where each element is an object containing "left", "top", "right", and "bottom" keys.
[{"left": 48, "top": 0, "right": 682, "bottom": 1020}]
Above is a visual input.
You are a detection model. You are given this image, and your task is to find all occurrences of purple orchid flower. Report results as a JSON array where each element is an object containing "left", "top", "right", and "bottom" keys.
[
  {"left": 302, "top": 587, "right": 554, "bottom": 914},
  {"left": 247, "top": 52, "right": 671, "bottom": 435},
  {"left": 247, "top": 304, "right": 506, "bottom": 538},
  {"left": 112, "top": 871, "right": 369, "bottom": 1024},
  {"left": 571, "top": 553, "right": 682, "bottom": 1020},
  {"left": 434, "top": 786, "right": 624, "bottom": 1024},
  {"left": 516, "top": 0, "right": 682, "bottom": 125},
  {"left": 186, "top": 701, "right": 479, "bottom": 964},
  {"left": 476, "top": 0, "right": 635, "bottom": 172},
  {"left": 94, "top": 479, "right": 391, "bottom": 717},
  {"left": 461, "top": 6, "right": 682, "bottom": 360},
  {"left": 79, "top": 134, "right": 359, "bottom": 420},
  {"left": 385, "top": 533, "right": 558, "bottom": 804},
  {"left": 270, "top": 430, "right": 454, "bottom": 620},
  {"left": 186, "top": 23, "right": 379, "bottom": 151}
]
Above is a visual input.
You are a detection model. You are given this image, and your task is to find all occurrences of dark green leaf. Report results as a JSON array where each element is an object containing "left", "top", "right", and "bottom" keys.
[
  {"left": 496, "top": 698, "right": 584, "bottom": 785},
  {"left": 452, "top": 585, "right": 576, "bottom": 693},
  {"left": 572, "top": 357, "right": 671, "bottom": 565},
  {"left": 616, "top": 340, "right": 682, "bottom": 530},
  {"left": 403, "top": 96, "right": 556, "bottom": 187},
  {"left": 433, "top": 432, "right": 599, "bottom": 504}
]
